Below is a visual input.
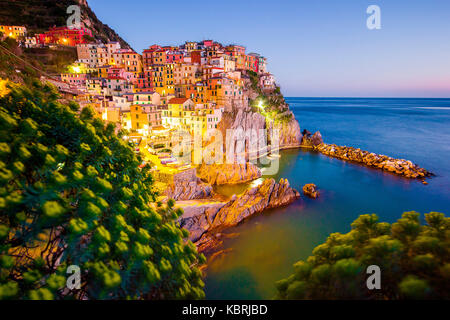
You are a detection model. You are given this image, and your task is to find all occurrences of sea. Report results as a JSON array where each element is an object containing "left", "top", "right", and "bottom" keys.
[{"left": 204, "top": 97, "right": 450, "bottom": 299}]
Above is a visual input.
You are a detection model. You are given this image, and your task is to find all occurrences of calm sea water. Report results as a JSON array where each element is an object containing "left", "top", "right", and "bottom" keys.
[{"left": 204, "top": 98, "right": 450, "bottom": 299}]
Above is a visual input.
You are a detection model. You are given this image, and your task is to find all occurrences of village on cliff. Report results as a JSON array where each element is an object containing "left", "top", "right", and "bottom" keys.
[
  {"left": 1, "top": 24, "right": 287, "bottom": 182},
  {"left": 1, "top": 24, "right": 431, "bottom": 251}
]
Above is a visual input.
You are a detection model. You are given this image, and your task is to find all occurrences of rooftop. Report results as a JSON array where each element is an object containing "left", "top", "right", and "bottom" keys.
[{"left": 168, "top": 97, "right": 189, "bottom": 104}]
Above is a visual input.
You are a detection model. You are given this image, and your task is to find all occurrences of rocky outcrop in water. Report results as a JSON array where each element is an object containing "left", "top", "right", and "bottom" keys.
[
  {"left": 303, "top": 183, "right": 319, "bottom": 198},
  {"left": 197, "top": 162, "right": 262, "bottom": 185},
  {"left": 178, "top": 178, "right": 301, "bottom": 252},
  {"left": 315, "top": 144, "right": 432, "bottom": 179},
  {"left": 301, "top": 130, "right": 323, "bottom": 148}
]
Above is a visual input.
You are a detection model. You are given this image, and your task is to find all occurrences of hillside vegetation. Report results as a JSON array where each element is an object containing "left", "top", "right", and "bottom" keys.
[
  {"left": 0, "top": 0, "right": 131, "bottom": 48},
  {"left": 0, "top": 80, "right": 205, "bottom": 299},
  {"left": 0, "top": 38, "right": 77, "bottom": 84}
]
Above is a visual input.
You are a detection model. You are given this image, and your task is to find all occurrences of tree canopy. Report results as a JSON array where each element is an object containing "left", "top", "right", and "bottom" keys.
[
  {"left": 0, "top": 80, "right": 205, "bottom": 300},
  {"left": 275, "top": 211, "right": 450, "bottom": 300}
]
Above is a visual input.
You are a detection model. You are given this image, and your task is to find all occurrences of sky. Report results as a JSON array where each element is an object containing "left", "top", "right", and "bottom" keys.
[{"left": 88, "top": 0, "right": 450, "bottom": 98}]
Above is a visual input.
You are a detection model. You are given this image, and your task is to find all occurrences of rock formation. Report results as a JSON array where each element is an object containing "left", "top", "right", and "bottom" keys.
[
  {"left": 210, "top": 178, "right": 300, "bottom": 229},
  {"left": 315, "top": 144, "right": 432, "bottom": 179},
  {"left": 215, "top": 71, "right": 302, "bottom": 161},
  {"left": 178, "top": 203, "right": 224, "bottom": 242},
  {"left": 301, "top": 130, "right": 323, "bottom": 148},
  {"left": 165, "top": 177, "right": 213, "bottom": 200},
  {"left": 196, "top": 162, "right": 262, "bottom": 185},
  {"left": 303, "top": 183, "right": 319, "bottom": 198},
  {"left": 178, "top": 178, "right": 301, "bottom": 253}
]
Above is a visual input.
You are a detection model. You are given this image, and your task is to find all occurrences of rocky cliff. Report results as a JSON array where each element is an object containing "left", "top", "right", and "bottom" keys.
[
  {"left": 197, "top": 162, "right": 262, "bottom": 185},
  {"left": 178, "top": 178, "right": 301, "bottom": 252},
  {"left": 165, "top": 177, "right": 213, "bottom": 200},
  {"left": 210, "top": 178, "right": 300, "bottom": 229},
  {"left": 216, "top": 71, "right": 302, "bottom": 161}
]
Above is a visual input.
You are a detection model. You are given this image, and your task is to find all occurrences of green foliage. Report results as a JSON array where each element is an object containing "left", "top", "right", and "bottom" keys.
[
  {"left": 275, "top": 212, "right": 450, "bottom": 300},
  {"left": 0, "top": 39, "right": 77, "bottom": 84},
  {"left": 0, "top": 82, "right": 204, "bottom": 300}
]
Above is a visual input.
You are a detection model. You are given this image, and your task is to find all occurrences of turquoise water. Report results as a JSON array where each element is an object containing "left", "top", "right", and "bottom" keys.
[{"left": 204, "top": 98, "right": 450, "bottom": 299}]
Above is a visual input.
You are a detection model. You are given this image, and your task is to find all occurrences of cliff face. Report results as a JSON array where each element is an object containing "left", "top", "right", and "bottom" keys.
[
  {"left": 165, "top": 178, "right": 213, "bottom": 200},
  {"left": 216, "top": 72, "right": 301, "bottom": 160},
  {"left": 271, "top": 113, "right": 302, "bottom": 149},
  {"left": 197, "top": 163, "right": 262, "bottom": 185},
  {"left": 0, "top": 0, "right": 131, "bottom": 49}
]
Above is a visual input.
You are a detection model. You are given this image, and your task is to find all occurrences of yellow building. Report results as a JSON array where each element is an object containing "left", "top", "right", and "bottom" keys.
[
  {"left": 0, "top": 25, "right": 26, "bottom": 39},
  {"left": 97, "top": 66, "right": 110, "bottom": 78},
  {"left": 150, "top": 64, "right": 175, "bottom": 97},
  {"left": 101, "top": 107, "right": 121, "bottom": 124},
  {"left": 122, "top": 111, "right": 132, "bottom": 131},
  {"left": 162, "top": 98, "right": 194, "bottom": 131},
  {"left": 130, "top": 104, "right": 149, "bottom": 135}
]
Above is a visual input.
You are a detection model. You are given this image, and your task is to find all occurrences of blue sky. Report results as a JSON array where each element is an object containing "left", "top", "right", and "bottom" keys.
[{"left": 89, "top": 0, "right": 450, "bottom": 97}]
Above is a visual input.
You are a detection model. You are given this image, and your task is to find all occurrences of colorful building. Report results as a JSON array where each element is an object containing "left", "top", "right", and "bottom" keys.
[
  {"left": 36, "top": 27, "right": 93, "bottom": 46},
  {"left": 0, "top": 25, "right": 26, "bottom": 39}
]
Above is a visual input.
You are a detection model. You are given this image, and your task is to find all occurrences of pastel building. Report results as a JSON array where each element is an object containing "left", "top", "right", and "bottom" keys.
[
  {"left": 61, "top": 73, "right": 88, "bottom": 86},
  {"left": 162, "top": 98, "right": 195, "bottom": 130}
]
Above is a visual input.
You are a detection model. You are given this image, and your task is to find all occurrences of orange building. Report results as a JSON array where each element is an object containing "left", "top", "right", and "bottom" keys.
[
  {"left": 0, "top": 25, "right": 26, "bottom": 39},
  {"left": 113, "top": 49, "right": 143, "bottom": 74}
]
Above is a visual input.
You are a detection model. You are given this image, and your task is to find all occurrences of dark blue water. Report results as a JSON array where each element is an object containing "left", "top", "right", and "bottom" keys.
[{"left": 204, "top": 98, "right": 450, "bottom": 299}]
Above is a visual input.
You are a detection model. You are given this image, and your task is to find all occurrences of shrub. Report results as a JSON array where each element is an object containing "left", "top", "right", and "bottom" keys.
[
  {"left": 0, "top": 81, "right": 205, "bottom": 300},
  {"left": 275, "top": 211, "right": 450, "bottom": 299}
]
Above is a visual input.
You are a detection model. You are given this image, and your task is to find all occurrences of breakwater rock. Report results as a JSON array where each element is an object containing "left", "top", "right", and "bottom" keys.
[
  {"left": 197, "top": 162, "right": 262, "bottom": 185},
  {"left": 315, "top": 143, "right": 432, "bottom": 179},
  {"left": 178, "top": 178, "right": 300, "bottom": 253}
]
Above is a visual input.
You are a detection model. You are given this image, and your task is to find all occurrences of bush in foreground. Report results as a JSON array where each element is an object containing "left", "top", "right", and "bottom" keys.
[
  {"left": 275, "top": 211, "right": 449, "bottom": 299},
  {"left": 0, "top": 81, "right": 205, "bottom": 299}
]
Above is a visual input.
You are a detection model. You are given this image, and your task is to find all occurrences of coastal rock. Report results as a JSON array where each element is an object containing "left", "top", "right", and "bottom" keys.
[
  {"left": 210, "top": 178, "right": 300, "bottom": 230},
  {"left": 301, "top": 130, "right": 323, "bottom": 148},
  {"left": 217, "top": 109, "right": 301, "bottom": 160},
  {"left": 197, "top": 162, "right": 262, "bottom": 185},
  {"left": 179, "top": 178, "right": 301, "bottom": 253},
  {"left": 303, "top": 183, "right": 319, "bottom": 199},
  {"left": 178, "top": 203, "right": 224, "bottom": 242},
  {"left": 165, "top": 177, "right": 213, "bottom": 200},
  {"left": 315, "top": 143, "right": 432, "bottom": 179},
  {"left": 310, "top": 131, "right": 324, "bottom": 146},
  {"left": 271, "top": 114, "right": 302, "bottom": 149}
]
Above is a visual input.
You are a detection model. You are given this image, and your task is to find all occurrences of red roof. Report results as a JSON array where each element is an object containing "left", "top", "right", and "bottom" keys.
[{"left": 168, "top": 98, "right": 189, "bottom": 104}]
